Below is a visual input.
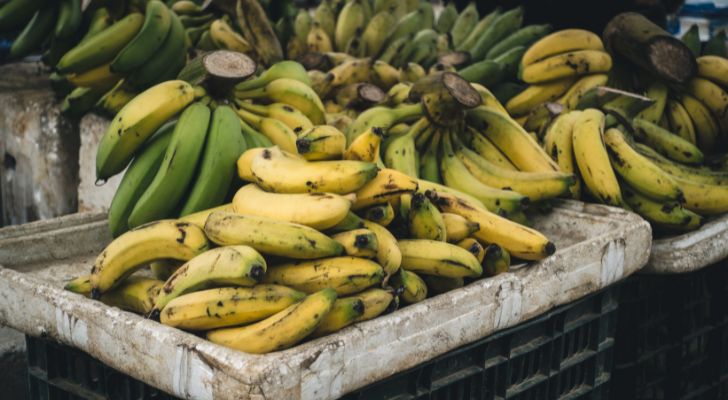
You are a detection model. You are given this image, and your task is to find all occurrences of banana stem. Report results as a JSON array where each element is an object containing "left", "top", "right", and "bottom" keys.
[
  {"left": 235, "top": 85, "right": 266, "bottom": 100},
  {"left": 392, "top": 102, "right": 425, "bottom": 123},
  {"left": 235, "top": 106, "right": 264, "bottom": 128},
  {"left": 237, "top": 100, "right": 269, "bottom": 117}
]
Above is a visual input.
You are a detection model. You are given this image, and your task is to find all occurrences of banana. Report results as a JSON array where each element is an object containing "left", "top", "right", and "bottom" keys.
[
  {"left": 487, "top": 23, "right": 552, "bottom": 60},
  {"left": 207, "top": 288, "right": 336, "bottom": 354},
  {"left": 57, "top": 13, "right": 145, "bottom": 74},
  {"left": 636, "top": 82, "right": 668, "bottom": 124},
  {"left": 334, "top": 0, "right": 366, "bottom": 51},
  {"left": 520, "top": 50, "right": 612, "bottom": 84},
  {"left": 265, "top": 257, "right": 384, "bottom": 295},
  {"left": 453, "top": 134, "right": 575, "bottom": 201},
  {"left": 54, "top": 0, "right": 81, "bottom": 39},
  {"left": 307, "top": 22, "right": 334, "bottom": 53},
  {"left": 335, "top": 83, "right": 386, "bottom": 109},
  {"left": 408, "top": 192, "right": 446, "bottom": 241},
  {"left": 680, "top": 94, "right": 721, "bottom": 153},
  {"left": 235, "top": 61, "right": 311, "bottom": 91},
  {"left": 107, "top": 122, "right": 174, "bottom": 237},
  {"left": 0, "top": 0, "right": 43, "bottom": 31},
  {"left": 419, "top": 130, "right": 441, "bottom": 183},
  {"left": 422, "top": 275, "right": 464, "bottom": 295},
  {"left": 506, "top": 77, "right": 576, "bottom": 117},
  {"left": 90, "top": 220, "right": 209, "bottom": 296},
  {"left": 417, "top": 179, "right": 486, "bottom": 211},
  {"left": 372, "top": 61, "right": 401, "bottom": 90},
  {"left": 703, "top": 30, "right": 727, "bottom": 57},
  {"left": 521, "top": 29, "right": 605, "bottom": 67},
  {"left": 384, "top": 117, "right": 427, "bottom": 178},
  {"left": 171, "top": 1, "right": 202, "bottom": 15},
  {"left": 111, "top": 1, "right": 171, "bottom": 74},
  {"left": 635, "top": 143, "right": 728, "bottom": 185},
  {"left": 666, "top": 99, "right": 697, "bottom": 145},
  {"left": 151, "top": 246, "right": 266, "bottom": 314},
  {"left": 362, "top": 11, "right": 395, "bottom": 57},
  {"left": 469, "top": 7, "right": 525, "bottom": 60},
  {"left": 353, "top": 168, "right": 419, "bottom": 210},
  {"left": 378, "top": 34, "right": 411, "bottom": 65},
  {"left": 179, "top": 106, "right": 245, "bottom": 216},
  {"left": 98, "top": 276, "right": 163, "bottom": 315},
  {"left": 543, "top": 111, "right": 583, "bottom": 198},
  {"left": 293, "top": 9, "right": 311, "bottom": 44},
  {"left": 466, "top": 128, "right": 517, "bottom": 171},
  {"left": 442, "top": 213, "right": 479, "bottom": 243},
  {"left": 332, "top": 229, "right": 378, "bottom": 258},
  {"left": 558, "top": 74, "right": 609, "bottom": 110},
  {"left": 670, "top": 177, "right": 728, "bottom": 215},
  {"left": 686, "top": 77, "right": 728, "bottom": 134},
  {"left": 388, "top": 3, "right": 434, "bottom": 46},
  {"left": 450, "top": 3, "right": 480, "bottom": 49},
  {"left": 234, "top": 110, "right": 297, "bottom": 153},
  {"left": 603, "top": 128, "right": 683, "bottom": 202},
  {"left": 682, "top": 24, "right": 701, "bottom": 57},
  {"left": 358, "top": 220, "right": 399, "bottom": 279},
  {"left": 697, "top": 56, "right": 728, "bottom": 88},
  {"left": 236, "top": 101, "right": 313, "bottom": 132},
  {"left": 353, "top": 288, "right": 395, "bottom": 321},
  {"left": 312, "top": 297, "right": 365, "bottom": 337},
  {"left": 205, "top": 211, "right": 343, "bottom": 259},
  {"left": 178, "top": 203, "right": 233, "bottom": 229},
  {"left": 362, "top": 203, "right": 395, "bottom": 227},
  {"left": 457, "top": 238, "right": 485, "bottom": 263},
  {"left": 250, "top": 147, "right": 377, "bottom": 194},
  {"left": 344, "top": 126, "right": 384, "bottom": 166},
  {"left": 347, "top": 103, "right": 423, "bottom": 143},
  {"left": 427, "top": 191, "right": 555, "bottom": 260},
  {"left": 391, "top": 269, "right": 427, "bottom": 304},
  {"left": 127, "top": 102, "right": 210, "bottom": 228},
  {"left": 398, "top": 239, "right": 482, "bottom": 278},
  {"left": 468, "top": 106, "right": 559, "bottom": 172},
  {"left": 314, "top": 1, "right": 336, "bottom": 40},
  {"left": 440, "top": 131, "right": 528, "bottom": 214},
  {"left": 232, "top": 184, "right": 351, "bottom": 230},
  {"left": 571, "top": 109, "right": 624, "bottom": 206},
  {"left": 483, "top": 244, "right": 511, "bottom": 276},
  {"left": 160, "top": 285, "right": 304, "bottom": 331},
  {"left": 327, "top": 211, "right": 366, "bottom": 233},
  {"left": 96, "top": 80, "right": 139, "bottom": 116},
  {"left": 9, "top": 7, "right": 56, "bottom": 60},
  {"left": 150, "top": 260, "right": 182, "bottom": 280},
  {"left": 237, "top": 148, "right": 269, "bottom": 181},
  {"left": 235, "top": 0, "right": 283, "bottom": 66},
  {"left": 435, "top": 3, "right": 458, "bottom": 34},
  {"left": 210, "top": 18, "right": 253, "bottom": 53},
  {"left": 399, "top": 62, "right": 427, "bottom": 83},
  {"left": 236, "top": 78, "right": 326, "bottom": 125},
  {"left": 66, "top": 63, "right": 120, "bottom": 89},
  {"left": 65, "top": 276, "right": 92, "bottom": 296},
  {"left": 621, "top": 184, "right": 702, "bottom": 231},
  {"left": 296, "top": 125, "right": 346, "bottom": 161},
  {"left": 96, "top": 80, "right": 195, "bottom": 180},
  {"left": 632, "top": 118, "right": 704, "bottom": 164}
]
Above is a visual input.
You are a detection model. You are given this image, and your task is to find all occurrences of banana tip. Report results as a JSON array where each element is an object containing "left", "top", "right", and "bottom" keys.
[
  {"left": 545, "top": 242, "right": 556, "bottom": 256},
  {"left": 148, "top": 309, "right": 161, "bottom": 321},
  {"left": 251, "top": 264, "right": 265, "bottom": 281},
  {"left": 90, "top": 288, "right": 101, "bottom": 300}
]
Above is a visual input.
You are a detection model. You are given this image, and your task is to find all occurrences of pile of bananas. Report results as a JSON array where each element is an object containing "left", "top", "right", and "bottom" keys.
[
  {"left": 513, "top": 27, "right": 728, "bottom": 232},
  {"left": 68, "top": 139, "right": 555, "bottom": 353},
  {"left": 280, "top": 1, "right": 553, "bottom": 106}
]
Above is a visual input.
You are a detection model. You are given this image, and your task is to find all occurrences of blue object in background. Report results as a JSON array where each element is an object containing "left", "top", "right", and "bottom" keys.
[{"left": 672, "top": 0, "right": 728, "bottom": 39}]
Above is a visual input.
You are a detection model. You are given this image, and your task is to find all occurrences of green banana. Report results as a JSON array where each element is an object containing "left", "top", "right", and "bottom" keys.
[
  {"left": 435, "top": 3, "right": 458, "bottom": 34},
  {"left": 681, "top": 24, "right": 701, "bottom": 58},
  {"left": 450, "top": 2, "right": 480, "bottom": 49},
  {"left": 128, "top": 103, "right": 210, "bottom": 228},
  {"left": 108, "top": 122, "right": 175, "bottom": 237},
  {"left": 179, "top": 106, "right": 246, "bottom": 216},
  {"left": 9, "top": 7, "right": 56, "bottom": 60},
  {"left": 469, "top": 7, "right": 524, "bottom": 60},
  {"left": 486, "top": 24, "right": 552, "bottom": 60},
  {"left": 703, "top": 31, "right": 727, "bottom": 57},
  {"left": 632, "top": 117, "right": 704, "bottom": 164},
  {"left": 125, "top": 11, "right": 186, "bottom": 90},
  {"left": 111, "top": 0, "right": 172, "bottom": 74},
  {"left": 54, "top": 0, "right": 82, "bottom": 39},
  {"left": 0, "top": 0, "right": 44, "bottom": 31},
  {"left": 384, "top": 117, "right": 427, "bottom": 178}
]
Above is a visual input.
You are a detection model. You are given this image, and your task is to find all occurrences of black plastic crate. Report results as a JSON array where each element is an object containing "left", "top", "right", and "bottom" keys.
[
  {"left": 342, "top": 287, "right": 619, "bottom": 400},
  {"left": 26, "top": 335, "right": 175, "bottom": 400},
  {"left": 611, "top": 261, "right": 728, "bottom": 400}
]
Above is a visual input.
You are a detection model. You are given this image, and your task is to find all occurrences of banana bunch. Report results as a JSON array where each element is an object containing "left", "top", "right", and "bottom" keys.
[
  {"left": 50, "top": 1, "right": 190, "bottom": 118},
  {"left": 0, "top": 0, "right": 84, "bottom": 62}
]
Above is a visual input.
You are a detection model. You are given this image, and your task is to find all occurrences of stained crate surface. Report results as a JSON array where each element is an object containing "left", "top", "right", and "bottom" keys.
[
  {"left": 344, "top": 287, "right": 617, "bottom": 400},
  {"left": 611, "top": 262, "right": 728, "bottom": 400},
  {"left": 0, "top": 201, "right": 651, "bottom": 399}
]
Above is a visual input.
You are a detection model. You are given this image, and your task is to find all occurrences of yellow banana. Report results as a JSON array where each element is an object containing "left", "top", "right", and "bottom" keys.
[
  {"left": 96, "top": 80, "right": 138, "bottom": 116},
  {"left": 332, "top": 228, "right": 379, "bottom": 258},
  {"left": 100, "top": 277, "right": 164, "bottom": 315},
  {"left": 408, "top": 192, "right": 446, "bottom": 241},
  {"left": 604, "top": 128, "right": 683, "bottom": 202},
  {"left": 672, "top": 177, "right": 728, "bottom": 215},
  {"left": 66, "top": 62, "right": 120, "bottom": 88},
  {"left": 264, "top": 257, "right": 384, "bottom": 295},
  {"left": 235, "top": 109, "right": 299, "bottom": 153},
  {"left": 210, "top": 19, "right": 253, "bottom": 53},
  {"left": 521, "top": 29, "right": 605, "bottom": 67},
  {"left": 572, "top": 109, "right": 624, "bottom": 206},
  {"left": 466, "top": 128, "right": 517, "bottom": 171},
  {"left": 235, "top": 78, "right": 326, "bottom": 125},
  {"left": 520, "top": 50, "right": 612, "bottom": 84},
  {"left": 686, "top": 77, "right": 728, "bottom": 134},
  {"left": 250, "top": 147, "right": 378, "bottom": 194},
  {"left": 427, "top": 191, "right": 555, "bottom": 260},
  {"left": 344, "top": 126, "right": 385, "bottom": 168},
  {"left": 471, "top": 83, "right": 509, "bottom": 115},
  {"left": 483, "top": 244, "right": 511, "bottom": 276},
  {"left": 237, "top": 147, "right": 268, "bottom": 181},
  {"left": 457, "top": 238, "right": 485, "bottom": 263},
  {"left": 558, "top": 74, "right": 608, "bottom": 110},
  {"left": 421, "top": 275, "right": 464, "bottom": 295},
  {"left": 398, "top": 239, "right": 482, "bottom": 278},
  {"left": 666, "top": 99, "right": 697, "bottom": 145},
  {"left": 392, "top": 269, "right": 427, "bottom": 304},
  {"left": 635, "top": 143, "right": 728, "bottom": 186},
  {"left": 543, "top": 110, "right": 583, "bottom": 198},
  {"left": 311, "top": 296, "right": 365, "bottom": 337},
  {"left": 622, "top": 185, "right": 702, "bottom": 231},
  {"left": 506, "top": 77, "right": 577, "bottom": 116},
  {"left": 207, "top": 288, "right": 337, "bottom": 354},
  {"left": 696, "top": 55, "right": 728, "bottom": 88},
  {"left": 204, "top": 211, "right": 343, "bottom": 259},
  {"left": 179, "top": 203, "right": 233, "bottom": 229},
  {"left": 307, "top": 22, "right": 334, "bottom": 52},
  {"left": 361, "top": 203, "right": 395, "bottom": 227},
  {"left": 236, "top": 101, "right": 314, "bottom": 132},
  {"left": 680, "top": 94, "right": 721, "bottom": 153},
  {"left": 296, "top": 125, "right": 346, "bottom": 161},
  {"left": 353, "top": 288, "right": 395, "bottom": 321},
  {"left": 636, "top": 82, "right": 668, "bottom": 124},
  {"left": 632, "top": 117, "right": 704, "bottom": 164},
  {"left": 335, "top": 0, "right": 366, "bottom": 51},
  {"left": 152, "top": 246, "right": 267, "bottom": 314},
  {"left": 353, "top": 168, "right": 419, "bottom": 210},
  {"left": 90, "top": 220, "right": 209, "bottom": 297},
  {"left": 362, "top": 219, "right": 402, "bottom": 278},
  {"left": 160, "top": 285, "right": 305, "bottom": 331},
  {"left": 442, "top": 213, "right": 479, "bottom": 243}
]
